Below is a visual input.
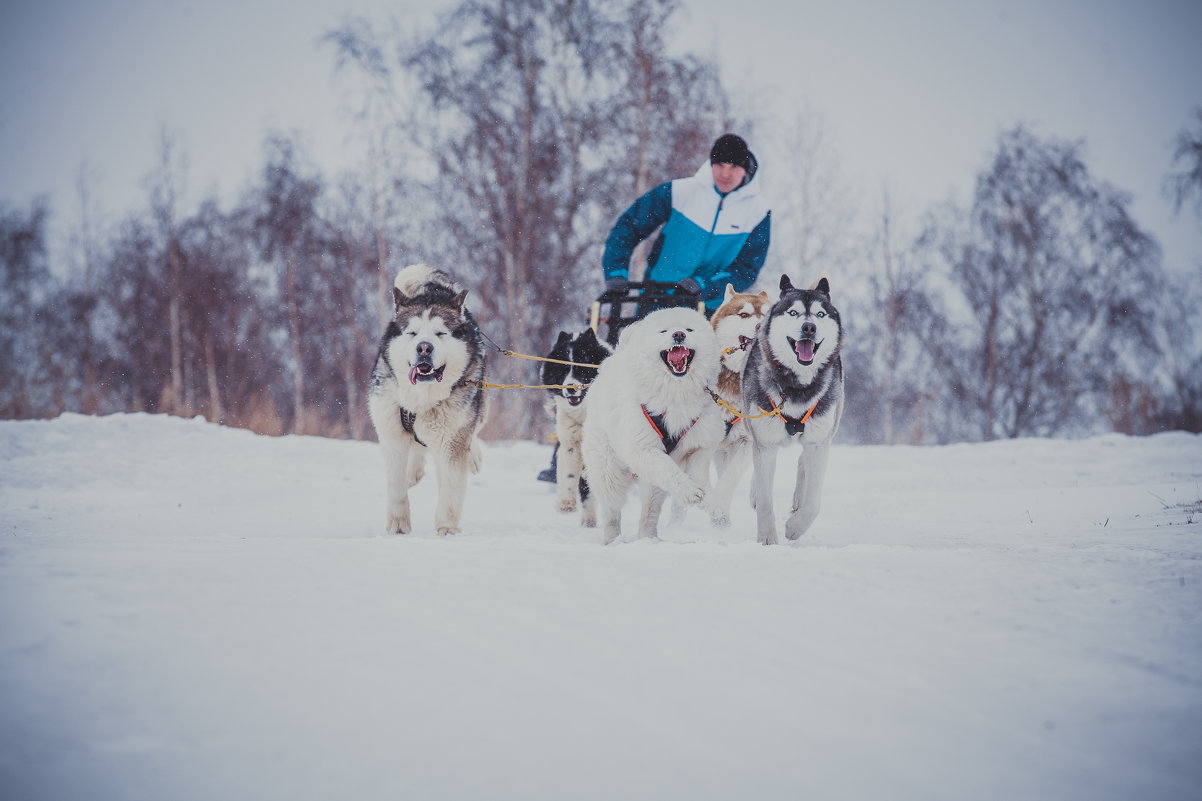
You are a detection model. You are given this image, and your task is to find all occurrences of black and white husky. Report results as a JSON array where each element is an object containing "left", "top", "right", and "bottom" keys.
[
  {"left": 367, "top": 265, "right": 487, "bottom": 536},
  {"left": 742, "top": 275, "right": 844, "bottom": 545},
  {"left": 582, "top": 307, "right": 724, "bottom": 545},
  {"left": 541, "top": 328, "right": 612, "bottom": 526}
]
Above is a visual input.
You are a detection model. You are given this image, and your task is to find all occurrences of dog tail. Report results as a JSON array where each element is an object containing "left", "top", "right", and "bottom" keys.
[{"left": 394, "top": 264, "right": 459, "bottom": 296}]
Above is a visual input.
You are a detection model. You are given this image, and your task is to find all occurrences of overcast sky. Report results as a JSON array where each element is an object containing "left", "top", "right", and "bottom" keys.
[{"left": 2, "top": 0, "right": 1200, "bottom": 274}]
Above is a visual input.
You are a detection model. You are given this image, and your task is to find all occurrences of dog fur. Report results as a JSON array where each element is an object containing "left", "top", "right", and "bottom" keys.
[
  {"left": 367, "top": 265, "right": 487, "bottom": 535},
  {"left": 741, "top": 275, "right": 844, "bottom": 544},
  {"left": 706, "top": 284, "right": 773, "bottom": 526},
  {"left": 541, "top": 328, "right": 612, "bottom": 526},
  {"left": 582, "top": 307, "right": 724, "bottom": 544}
]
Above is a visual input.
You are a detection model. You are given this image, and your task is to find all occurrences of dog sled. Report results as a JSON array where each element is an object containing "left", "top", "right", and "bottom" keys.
[{"left": 588, "top": 281, "right": 705, "bottom": 346}]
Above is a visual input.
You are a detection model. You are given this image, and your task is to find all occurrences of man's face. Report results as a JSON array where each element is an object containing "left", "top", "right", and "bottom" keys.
[{"left": 712, "top": 162, "right": 747, "bottom": 194}]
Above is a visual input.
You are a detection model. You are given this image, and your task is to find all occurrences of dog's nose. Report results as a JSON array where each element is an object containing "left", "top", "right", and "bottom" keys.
[
  {"left": 672, "top": 330, "right": 686, "bottom": 344},
  {"left": 801, "top": 322, "right": 817, "bottom": 339},
  {"left": 417, "top": 341, "right": 433, "bottom": 357}
]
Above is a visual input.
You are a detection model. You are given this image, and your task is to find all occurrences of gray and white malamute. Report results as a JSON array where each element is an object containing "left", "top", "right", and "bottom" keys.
[
  {"left": 582, "top": 306, "right": 724, "bottom": 545},
  {"left": 367, "top": 265, "right": 487, "bottom": 536},
  {"left": 742, "top": 275, "right": 844, "bottom": 545},
  {"left": 541, "top": 328, "right": 612, "bottom": 526}
]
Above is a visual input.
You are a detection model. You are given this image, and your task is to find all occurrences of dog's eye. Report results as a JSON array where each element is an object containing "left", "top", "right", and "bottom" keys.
[
  {"left": 435, "top": 331, "right": 447, "bottom": 337},
  {"left": 816, "top": 311, "right": 826, "bottom": 318},
  {"left": 788, "top": 310, "right": 799, "bottom": 317},
  {"left": 739, "top": 313, "right": 751, "bottom": 318}
]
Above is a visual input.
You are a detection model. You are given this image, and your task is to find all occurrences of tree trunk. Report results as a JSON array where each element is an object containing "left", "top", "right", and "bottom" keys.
[
  {"left": 168, "top": 236, "right": 183, "bottom": 414},
  {"left": 286, "top": 252, "right": 305, "bottom": 434}
]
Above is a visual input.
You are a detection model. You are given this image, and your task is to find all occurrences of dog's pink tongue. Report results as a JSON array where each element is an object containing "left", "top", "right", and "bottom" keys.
[
  {"left": 668, "top": 345, "right": 689, "bottom": 372},
  {"left": 408, "top": 366, "right": 420, "bottom": 385},
  {"left": 796, "top": 339, "right": 815, "bottom": 362}
]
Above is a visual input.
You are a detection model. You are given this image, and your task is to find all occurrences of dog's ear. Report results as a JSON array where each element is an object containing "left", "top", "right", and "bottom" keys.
[
  {"left": 812, "top": 275, "right": 831, "bottom": 295},
  {"left": 779, "top": 274, "right": 795, "bottom": 294},
  {"left": 453, "top": 289, "right": 469, "bottom": 310},
  {"left": 556, "top": 331, "right": 572, "bottom": 344},
  {"left": 392, "top": 287, "right": 408, "bottom": 314},
  {"left": 578, "top": 327, "right": 600, "bottom": 346},
  {"left": 724, "top": 283, "right": 736, "bottom": 302},
  {"left": 758, "top": 290, "right": 771, "bottom": 301}
]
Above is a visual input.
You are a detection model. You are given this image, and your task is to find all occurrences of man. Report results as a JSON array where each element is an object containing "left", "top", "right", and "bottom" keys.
[{"left": 602, "top": 133, "right": 772, "bottom": 313}]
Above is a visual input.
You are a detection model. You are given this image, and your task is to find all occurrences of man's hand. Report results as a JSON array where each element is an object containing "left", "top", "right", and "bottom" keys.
[
  {"left": 605, "top": 277, "right": 629, "bottom": 293},
  {"left": 677, "top": 278, "right": 701, "bottom": 295}
]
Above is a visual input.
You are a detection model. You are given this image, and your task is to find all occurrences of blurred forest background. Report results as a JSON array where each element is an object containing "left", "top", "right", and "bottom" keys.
[{"left": 2, "top": 0, "right": 1200, "bottom": 443}]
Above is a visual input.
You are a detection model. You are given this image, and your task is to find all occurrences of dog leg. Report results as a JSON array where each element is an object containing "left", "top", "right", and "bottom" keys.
[
  {"left": 433, "top": 451, "right": 470, "bottom": 536},
  {"left": 556, "top": 430, "right": 584, "bottom": 514},
  {"left": 785, "top": 442, "right": 831, "bottom": 541},
  {"left": 790, "top": 448, "right": 806, "bottom": 513},
  {"left": 380, "top": 437, "right": 413, "bottom": 535},
  {"left": 467, "top": 439, "right": 483, "bottom": 475},
  {"left": 751, "top": 443, "right": 779, "bottom": 545},
  {"left": 707, "top": 442, "right": 749, "bottom": 527},
  {"left": 407, "top": 446, "right": 426, "bottom": 488},
  {"left": 585, "top": 442, "right": 629, "bottom": 544},
  {"left": 680, "top": 446, "right": 718, "bottom": 524},
  {"left": 630, "top": 450, "right": 705, "bottom": 508},
  {"left": 579, "top": 474, "right": 596, "bottom": 528},
  {"left": 638, "top": 484, "right": 668, "bottom": 539}
]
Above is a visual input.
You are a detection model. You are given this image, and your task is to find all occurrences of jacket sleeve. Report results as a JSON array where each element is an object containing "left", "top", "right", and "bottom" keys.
[
  {"left": 602, "top": 182, "right": 673, "bottom": 280},
  {"left": 697, "top": 210, "right": 772, "bottom": 300}
]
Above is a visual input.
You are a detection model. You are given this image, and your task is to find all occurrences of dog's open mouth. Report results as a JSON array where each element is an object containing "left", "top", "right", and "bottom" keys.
[
  {"left": 661, "top": 345, "right": 695, "bottom": 376},
  {"left": 738, "top": 335, "right": 754, "bottom": 350},
  {"left": 789, "top": 336, "right": 821, "bottom": 366},
  {"left": 565, "top": 394, "right": 585, "bottom": 406},
  {"left": 408, "top": 362, "right": 446, "bottom": 384}
]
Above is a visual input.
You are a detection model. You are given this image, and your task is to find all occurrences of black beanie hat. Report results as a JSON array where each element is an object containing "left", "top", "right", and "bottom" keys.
[{"left": 710, "top": 134, "right": 752, "bottom": 171}]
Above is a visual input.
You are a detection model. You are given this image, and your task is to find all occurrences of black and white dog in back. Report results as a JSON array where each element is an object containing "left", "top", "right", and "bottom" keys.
[
  {"left": 541, "top": 328, "right": 611, "bottom": 526},
  {"left": 741, "top": 275, "right": 844, "bottom": 545}
]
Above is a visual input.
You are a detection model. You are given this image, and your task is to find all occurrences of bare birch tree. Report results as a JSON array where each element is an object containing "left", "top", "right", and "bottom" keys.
[{"left": 917, "top": 126, "right": 1162, "bottom": 441}]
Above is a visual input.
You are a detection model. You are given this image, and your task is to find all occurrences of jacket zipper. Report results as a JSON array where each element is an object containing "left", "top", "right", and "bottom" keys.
[{"left": 709, "top": 195, "right": 725, "bottom": 236}]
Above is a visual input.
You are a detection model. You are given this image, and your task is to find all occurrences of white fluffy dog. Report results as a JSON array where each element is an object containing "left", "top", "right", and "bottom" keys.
[{"left": 582, "top": 307, "right": 724, "bottom": 545}]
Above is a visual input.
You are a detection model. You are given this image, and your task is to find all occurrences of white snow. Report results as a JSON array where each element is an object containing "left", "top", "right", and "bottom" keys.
[{"left": 2, "top": 413, "right": 1200, "bottom": 800}]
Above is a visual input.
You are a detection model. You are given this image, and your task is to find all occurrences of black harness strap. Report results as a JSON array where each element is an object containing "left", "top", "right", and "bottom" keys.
[
  {"left": 768, "top": 398, "right": 819, "bottom": 437},
  {"left": 724, "top": 415, "right": 741, "bottom": 437},
  {"left": 641, "top": 405, "right": 699, "bottom": 455},
  {"left": 399, "top": 407, "right": 427, "bottom": 447}
]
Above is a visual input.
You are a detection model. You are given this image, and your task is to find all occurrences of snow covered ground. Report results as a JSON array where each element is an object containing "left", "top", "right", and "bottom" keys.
[{"left": 1, "top": 413, "right": 1200, "bottom": 801}]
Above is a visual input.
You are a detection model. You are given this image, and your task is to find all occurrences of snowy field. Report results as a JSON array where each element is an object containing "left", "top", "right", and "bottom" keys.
[{"left": 1, "top": 413, "right": 1200, "bottom": 801}]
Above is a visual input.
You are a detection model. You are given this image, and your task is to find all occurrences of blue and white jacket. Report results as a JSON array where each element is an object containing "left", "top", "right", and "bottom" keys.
[{"left": 602, "top": 160, "right": 771, "bottom": 311}]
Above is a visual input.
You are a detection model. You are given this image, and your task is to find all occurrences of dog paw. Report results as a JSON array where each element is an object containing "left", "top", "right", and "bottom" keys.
[
  {"left": 785, "top": 525, "right": 808, "bottom": 541},
  {"left": 709, "top": 511, "right": 731, "bottom": 528},
  {"left": 386, "top": 512, "right": 410, "bottom": 534},
  {"left": 758, "top": 529, "right": 778, "bottom": 546},
  {"left": 671, "top": 480, "right": 705, "bottom": 507},
  {"left": 436, "top": 526, "right": 460, "bottom": 537},
  {"left": 581, "top": 513, "right": 596, "bottom": 528},
  {"left": 558, "top": 498, "right": 578, "bottom": 513}
]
